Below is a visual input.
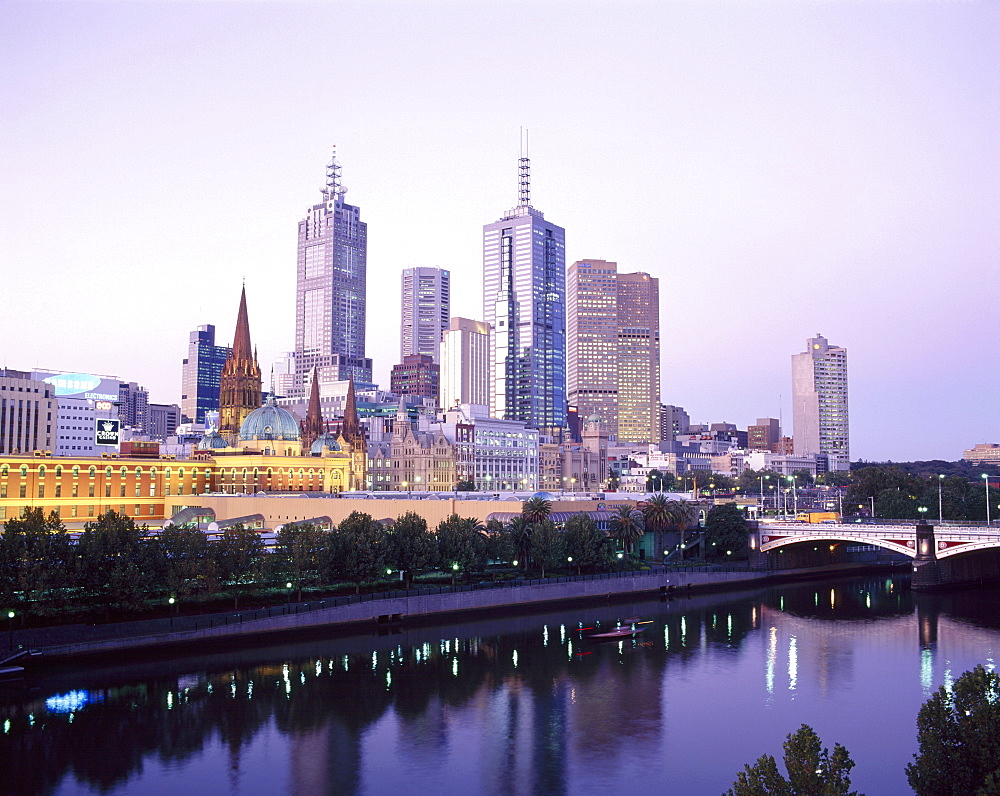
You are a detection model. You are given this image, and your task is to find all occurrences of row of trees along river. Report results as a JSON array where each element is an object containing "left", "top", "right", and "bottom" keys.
[{"left": 0, "top": 495, "right": 745, "bottom": 626}]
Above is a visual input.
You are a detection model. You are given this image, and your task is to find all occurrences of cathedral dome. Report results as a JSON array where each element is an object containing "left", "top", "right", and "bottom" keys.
[
  {"left": 197, "top": 429, "right": 229, "bottom": 450},
  {"left": 239, "top": 397, "right": 301, "bottom": 441},
  {"left": 310, "top": 432, "right": 341, "bottom": 454}
]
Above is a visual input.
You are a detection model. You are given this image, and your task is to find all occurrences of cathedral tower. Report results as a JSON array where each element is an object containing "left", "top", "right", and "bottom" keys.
[{"left": 218, "top": 286, "right": 262, "bottom": 445}]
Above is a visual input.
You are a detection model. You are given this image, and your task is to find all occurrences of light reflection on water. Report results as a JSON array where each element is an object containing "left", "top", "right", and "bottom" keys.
[{"left": 4, "top": 575, "right": 1000, "bottom": 794}]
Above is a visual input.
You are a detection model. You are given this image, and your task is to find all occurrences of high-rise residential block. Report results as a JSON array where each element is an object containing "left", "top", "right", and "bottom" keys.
[
  {"left": 401, "top": 267, "right": 450, "bottom": 364},
  {"left": 792, "top": 333, "right": 849, "bottom": 471},
  {"left": 294, "top": 147, "right": 371, "bottom": 392},
  {"left": 567, "top": 262, "right": 661, "bottom": 444},
  {"left": 483, "top": 153, "right": 566, "bottom": 433},
  {"left": 180, "top": 324, "right": 230, "bottom": 425},
  {"left": 440, "top": 317, "right": 490, "bottom": 410}
]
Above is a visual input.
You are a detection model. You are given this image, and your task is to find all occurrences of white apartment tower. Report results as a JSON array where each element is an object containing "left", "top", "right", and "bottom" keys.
[
  {"left": 400, "top": 267, "right": 450, "bottom": 364},
  {"left": 440, "top": 318, "right": 490, "bottom": 410},
  {"left": 791, "top": 334, "right": 850, "bottom": 471}
]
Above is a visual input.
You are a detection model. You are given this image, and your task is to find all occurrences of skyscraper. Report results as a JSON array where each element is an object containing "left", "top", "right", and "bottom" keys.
[
  {"left": 566, "top": 262, "right": 661, "bottom": 443},
  {"left": 792, "top": 333, "right": 850, "bottom": 471},
  {"left": 439, "top": 317, "right": 490, "bottom": 410},
  {"left": 180, "top": 324, "right": 230, "bottom": 424},
  {"left": 616, "top": 272, "right": 660, "bottom": 444},
  {"left": 567, "top": 259, "right": 619, "bottom": 438},
  {"left": 294, "top": 147, "right": 371, "bottom": 393},
  {"left": 400, "top": 267, "right": 450, "bottom": 364},
  {"left": 483, "top": 153, "right": 566, "bottom": 433}
]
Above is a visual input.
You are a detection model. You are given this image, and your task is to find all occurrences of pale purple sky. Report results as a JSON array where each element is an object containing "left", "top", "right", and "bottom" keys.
[{"left": 2, "top": 1, "right": 997, "bottom": 462}]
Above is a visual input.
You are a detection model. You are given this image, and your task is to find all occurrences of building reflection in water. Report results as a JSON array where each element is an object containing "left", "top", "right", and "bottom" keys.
[{"left": 3, "top": 576, "right": 1000, "bottom": 794}]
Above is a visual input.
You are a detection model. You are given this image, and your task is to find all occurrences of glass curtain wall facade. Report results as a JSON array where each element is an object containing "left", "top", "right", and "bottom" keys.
[
  {"left": 180, "top": 325, "right": 230, "bottom": 425},
  {"left": 616, "top": 272, "right": 660, "bottom": 444},
  {"left": 294, "top": 148, "right": 371, "bottom": 392},
  {"left": 483, "top": 157, "right": 566, "bottom": 434},
  {"left": 400, "top": 267, "right": 450, "bottom": 364}
]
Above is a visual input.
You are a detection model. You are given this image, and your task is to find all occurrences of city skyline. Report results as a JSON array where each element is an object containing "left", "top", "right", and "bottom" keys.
[{"left": 2, "top": 2, "right": 997, "bottom": 461}]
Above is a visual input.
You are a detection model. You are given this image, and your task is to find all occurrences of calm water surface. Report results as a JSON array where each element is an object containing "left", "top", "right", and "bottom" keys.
[{"left": 3, "top": 574, "right": 1000, "bottom": 795}]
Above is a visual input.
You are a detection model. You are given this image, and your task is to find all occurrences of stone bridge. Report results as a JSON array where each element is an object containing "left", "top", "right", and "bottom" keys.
[{"left": 749, "top": 521, "right": 1000, "bottom": 589}]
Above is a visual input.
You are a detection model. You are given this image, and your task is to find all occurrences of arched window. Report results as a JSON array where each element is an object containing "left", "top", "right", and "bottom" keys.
[
  {"left": 150, "top": 467, "right": 157, "bottom": 477},
  {"left": 55, "top": 465, "right": 63, "bottom": 477},
  {"left": 178, "top": 467, "right": 185, "bottom": 479},
  {"left": 72, "top": 466, "right": 80, "bottom": 478},
  {"left": 134, "top": 467, "right": 142, "bottom": 476},
  {"left": 38, "top": 465, "right": 46, "bottom": 477},
  {"left": 88, "top": 466, "right": 96, "bottom": 477},
  {"left": 19, "top": 466, "right": 27, "bottom": 477},
  {"left": 105, "top": 466, "right": 112, "bottom": 477},
  {"left": 120, "top": 467, "right": 127, "bottom": 478},
  {"left": 1, "top": 465, "right": 8, "bottom": 477},
  {"left": 165, "top": 467, "right": 172, "bottom": 479}
]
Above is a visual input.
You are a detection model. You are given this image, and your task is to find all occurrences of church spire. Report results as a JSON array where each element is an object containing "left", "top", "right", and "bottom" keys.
[
  {"left": 301, "top": 367, "right": 324, "bottom": 450},
  {"left": 341, "top": 375, "right": 360, "bottom": 442},
  {"left": 232, "top": 285, "right": 252, "bottom": 360}
]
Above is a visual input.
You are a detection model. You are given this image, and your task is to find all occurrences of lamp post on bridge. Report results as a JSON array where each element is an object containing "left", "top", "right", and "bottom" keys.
[
  {"left": 938, "top": 474, "right": 945, "bottom": 522},
  {"left": 983, "top": 474, "right": 992, "bottom": 525}
]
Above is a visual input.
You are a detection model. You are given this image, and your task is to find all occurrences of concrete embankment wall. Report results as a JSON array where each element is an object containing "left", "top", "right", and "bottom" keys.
[{"left": 41, "top": 568, "right": 774, "bottom": 660}]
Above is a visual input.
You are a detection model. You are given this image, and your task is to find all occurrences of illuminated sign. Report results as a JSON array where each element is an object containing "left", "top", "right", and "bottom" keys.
[
  {"left": 38, "top": 372, "right": 120, "bottom": 401},
  {"left": 95, "top": 401, "right": 114, "bottom": 411},
  {"left": 95, "top": 418, "right": 121, "bottom": 446}
]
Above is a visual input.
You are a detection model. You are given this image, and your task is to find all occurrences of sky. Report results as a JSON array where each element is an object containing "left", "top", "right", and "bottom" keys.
[{"left": 1, "top": 1, "right": 997, "bottom": 462}]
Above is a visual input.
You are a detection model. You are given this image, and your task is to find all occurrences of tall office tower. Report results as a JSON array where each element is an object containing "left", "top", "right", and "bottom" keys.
[
  {"left": 483, "top": 153, "right": 566, "bottom": 433},
  {"left": 660, "top": 404, "right": 690, "bottom": 443},
  {"left": 439, "top": 317, "right": 490, "bottom": 410},
  {"left": 218, "top": 286, "right": 262, "bottom": 445},
  {"left": 567, "top": 259, "right": 619, "bottom": 438},
  {"left": 792, "top": 333, "right": 850, "bottom": 471},
  {"left": 117, "top": 382, "right": 149, "bottom": 432},
  {"left": 0, "top": 370, "right": 55, "bottom": 454},
  {"left": 294, "top": 147, "right": 371, "bottom": 393},
  {"left": 401, "top": 267, "right": 450, "bottom": 364},
  {"left": 616, "top": 272, "right": 660, "bottom": 444},
  {"left": 180, "top": 325, "right": 231, "bottom": 424},
  {"left": 567, "top": 262, "right": 661, "bottom": 443}
]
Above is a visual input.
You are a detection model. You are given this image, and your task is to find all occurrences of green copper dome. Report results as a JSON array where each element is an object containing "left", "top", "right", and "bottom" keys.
[
  {"left": 239, "top": 397, "right": 301, "bottom": 442},
  {"left": 310, "top": 432, "right": 341, "bottom": 454},
  {"left": 197, "top": 429, "right": 229, "bottom": 450}
]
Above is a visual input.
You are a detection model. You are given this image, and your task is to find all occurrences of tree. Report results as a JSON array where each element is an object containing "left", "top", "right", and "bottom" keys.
[
  {"left": 666, "top": 499, "right": 700, "bottom": 536},
  {"left": 791, "top": 469, "right": 815, "bottom": 487},
  {"left": 563, "top": 514, "right": 609, "bottom": 573},
  {"left": 157, "top": 523, "right": 217, "bottom": 600},
  {"left": 522, "top": 496, "right": 552, "bottom": 525},
  {"left": 610, "top": 505, "right": 644, "bottom": 554},
  {"left": 0, "top": 507, "right": 73, "bottom": 619},
  {"left": 455, "top": 479, "right": 476, "bottom": 491},
  {"left": 906, "top": 664, "right": 1000, "bottom": 795},
  {"left": 641, "top": 493, "right": 672, "bottom": 533},
  {"left": 385, "top": 512, "right": 438, "bottom": 586},
  {"left": 506, "top": 515, "right": 533, "bottom": 569},
  {"left": 327, "top": 512, "right": 386, "bottom": 594},
  {"left": 483, "top": 518, "right": 514, "bottom": 565},
  {"left": 529, "top": 519, "right": 566, "bottom": 578},
  {"left": 726, "top": 724, "right": 858, "bottom": 796},
  {"left": 274, "top": 522, "right": 328, "bottom": 601},
  {"left": 213, "top": 523, "right": 266, "bottom": 609},
  {"left": 435, "top": 514, "right": 486, "bottom": 580},
  {"left": 76, "top": 511, "right": 154, "bottom": 619},
  {"left": 704, "top": 502, "right": 749, "bottom": 559}
]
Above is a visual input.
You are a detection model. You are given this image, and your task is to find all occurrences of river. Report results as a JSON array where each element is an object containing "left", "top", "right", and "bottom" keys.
[{"left": 2, "top": 573, "right": 999, "bottom": 795}]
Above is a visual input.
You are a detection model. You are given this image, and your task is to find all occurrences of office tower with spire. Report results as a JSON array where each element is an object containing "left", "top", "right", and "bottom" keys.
[
  {"left": 218, "top": 286, "right": 262, "bottom": 445},
  {"left": 792, "top": 333, "right": 850, "bottom": 471},
  {"left": 294, "top": 147, "right": 371, "bottom": 394},
  {"left": 400, "top": 267, "right": 450, "bottom": 364},
  {"left": 483, "top": 147, "right": 566, "bottom": 433}
]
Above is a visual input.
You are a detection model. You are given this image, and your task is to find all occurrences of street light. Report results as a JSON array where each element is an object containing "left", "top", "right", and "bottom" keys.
[
  {"left": 984, "top": 474, "right": 992, "bottom": 524},
  {"left": 938, "top": 474, "right": 945, "bottom": 522},
  {"left": 7, "top": 610, "right": 14, "bottom": 651},
  {"left": 286, "top": 581, "right": 293, "bottom": 604},
  {"left": 918, "top": 506, "right": 928, "bottom": 524},
  {"left": 168, "top": 596, "right": 176, "bottom": 630}
]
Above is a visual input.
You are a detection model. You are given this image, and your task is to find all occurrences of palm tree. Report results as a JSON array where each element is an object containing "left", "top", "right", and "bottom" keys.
[
  {"left": 667, "top": 499, "right": 699, "bottom": 539},
  {"left": 610, "top": 504, "right": 645, "bottom": 555},
  {"left": 522, "top": 496, "right": 552, "bottom": 525},
  {"left": 506, "top": 515, "right": 532, "bottom": 569},
  {"left": 642, "top": 493, "right": 671, "bottom": 532}
]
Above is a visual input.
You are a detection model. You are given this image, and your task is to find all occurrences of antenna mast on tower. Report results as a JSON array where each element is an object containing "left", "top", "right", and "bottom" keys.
[
  {"left": 518, "top": 128, "right": 531, "bottom": 207},
  {"left": 323, "top": 145, "right": 345, "bottom": 202}
]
